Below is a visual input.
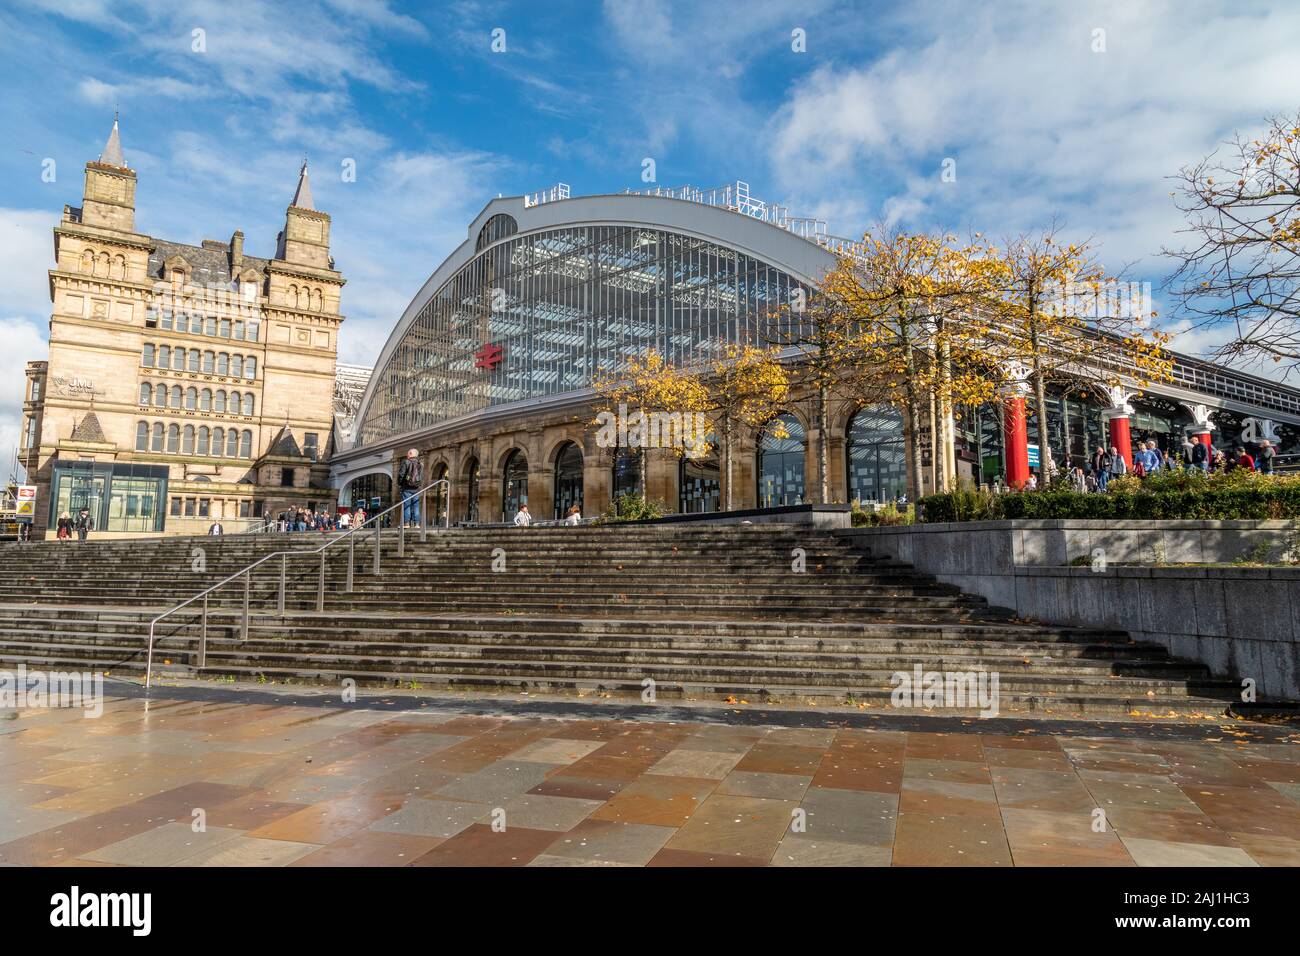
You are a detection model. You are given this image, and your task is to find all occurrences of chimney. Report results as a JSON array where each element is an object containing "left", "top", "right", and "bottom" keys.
[{"left": 230, "top": 230, "right": 244, "bottom": 271}]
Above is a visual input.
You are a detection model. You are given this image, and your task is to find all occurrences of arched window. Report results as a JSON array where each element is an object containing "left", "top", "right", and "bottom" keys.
[
  {"left": 139, "top": 383, "right": 151, "bottom": 405},
  {"left": 182, "top": 425, "right": 195, "bottom": 455},
  {"left": 226, "top": 429, "right": 239, "bottom": 457},
  {"left": 214, "top": 391, "right": 227, "bottom": 413},
  {"left": 219, "top": 318, "right": 231, "bottom": 338},
  {"left": 245, "top": 356, "right": 256, "bottom": 379},
  {"left": 154, "top": 383, "right": 167, "bottom": 405},
  {"left": 151, "top": 422, "right": 164, "bottom": 452},
  {"left": 846, "top": 406, "right": 906, "bottom": 505},
  {"left": 173, "top": 347, "right": 185, "bottom": 371},
  {"left": 198, "top": 426, "right": 210, "bottom": 455},
  {"left": 239, "top": 429, "right": 252, "bottom": 458},
  {"left": 216, "top": 353, "right": 229, "bottom": 376},
  {"left": 465, "top": 456, "right": 480, "bottom": 523},
  {"left": 230, "top": 391, "right": 241, "bottom": 414},
  {"left": 430, "top": 463, "right": 448, "bottom": 525},
  {"left": 680, "top": 455, "right": 721, "bottom": 514},
  {"left": 612, "top": 444, "right": 642, "bottom": 502},
  {"left": 188, "top": 349, "right": 200, "bottom": 372},
  {"left": 170, "top": 385, "right": 182, "bottom": 408},
  {"left": 231, "top": 355, "right": 244, "bottom": 378},
  {"left": 184, "top": 387, "right": 197, "bottom": 410},
  {"left": 142, "top": 344, "right": 155, "bottom": 367},
  {"left": 81, "top": 250, "right": 94, "bottom": 275},
  {"left": 167, "top": 423, "right": 180, "bottom": 453},
  {"left": 213, "top": 427, "right": 225, "bottom": 456},
  {"left": 135, "top": 421, "right": 148, "bottom": 451},
  {"left": 553, "top": 442, "right": 583, "bottom": 520},
  {"left": 757, "top": 414, "right": 806, "bottom": 508},
  {"left": 476, "top": 213, "right": 518, "bottom": 250},
  {"left": 242, "top": 393, "right": 254, "bottom": 416},
  {"left": 158, "top": 345, "right": 170, "bottom": 368},
  {"left": 200, "top": 388, "right": 212, "bottom": 412},
  {"left": 113, "top": 254, "right": 126, "bottom": 280},
  {"left": 502, "top": 449, "right": 528, "bottom": 520},
  {"left": 202, "top": 351, "right": 215, "bottom": 373}
]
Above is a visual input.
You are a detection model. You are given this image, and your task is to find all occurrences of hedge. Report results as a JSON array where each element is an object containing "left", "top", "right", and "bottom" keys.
[{"left": 917, "top": 471, "right": 1300, "bottom": 522}]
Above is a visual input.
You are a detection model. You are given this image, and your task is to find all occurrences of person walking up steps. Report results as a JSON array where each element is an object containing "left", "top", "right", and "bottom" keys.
[{"left": 398, "top": 448, "right": 423, "bottom": 529}]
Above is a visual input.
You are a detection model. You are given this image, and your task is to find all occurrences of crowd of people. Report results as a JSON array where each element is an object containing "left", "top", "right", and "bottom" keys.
[
  {"left": 1031, "top": 437, "right": 1280, "bottom": 493},
  {"left": 274, "top": 506, "right": 363, "bottom": 533}
]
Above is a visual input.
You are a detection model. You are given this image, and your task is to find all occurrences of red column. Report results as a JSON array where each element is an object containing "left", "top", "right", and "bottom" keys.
[
  {"left": 1004, "top": 396, "right": 1030, "bottom": 489},
  {"left": 1108, "top": 414, "right": 1133, "bottom": 467}
]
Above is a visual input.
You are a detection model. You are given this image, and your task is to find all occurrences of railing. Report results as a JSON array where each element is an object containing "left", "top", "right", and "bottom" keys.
[{"left": 144, "top": 477, "right": 451, "bottom": 689}]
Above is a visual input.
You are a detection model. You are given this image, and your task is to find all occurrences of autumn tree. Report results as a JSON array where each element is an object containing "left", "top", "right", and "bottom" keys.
[
  {"left": 1165, "top": 110, "right": 1300, "bottom": 373},
  {"left": 825, "top": 230, "right": 1003, "bottom": 496},
  {"left": 591, "top": 349, "right": 709, "bottom": 494},
  {"left": 763, "top": 286, "right": 856, "bottom": 504},
  {"left": 986, "top": 226, "right": 1171, "bottom": 471},
  {"left": 703, "top": 343, "right": 790, "bottom": 510}
]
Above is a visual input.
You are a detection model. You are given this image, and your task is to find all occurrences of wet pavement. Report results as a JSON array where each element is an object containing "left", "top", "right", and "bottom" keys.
[{"left": 2, "top": 681, "right": 1299, "bottom": 867}]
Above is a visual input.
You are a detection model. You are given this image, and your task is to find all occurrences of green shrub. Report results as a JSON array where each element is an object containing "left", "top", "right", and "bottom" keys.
[
  {"left": 851, "top": 501, "right": 915, "bottom": 526},
  {"left": 596, "top": 492, "right": 668, "bottom": 523},
  {"left": 917, "top": 471, "right": 1300, "bottom": 522}
]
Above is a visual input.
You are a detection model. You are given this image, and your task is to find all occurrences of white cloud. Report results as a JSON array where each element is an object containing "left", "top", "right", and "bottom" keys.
[{"left": 767, "top": 0, "right": 1300, "bottom": 275}]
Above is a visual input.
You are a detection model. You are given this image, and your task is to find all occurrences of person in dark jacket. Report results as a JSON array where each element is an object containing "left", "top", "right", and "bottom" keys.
[
  {"left": 1091, "top": 446, "right": 1111, "bottom": 491},
  {"left": 1191, "top": 438, "right": 1211, "bottom": 474},
  {"left": 74, "top": 508, "right": 92, "bottom": 542},
  {"left": 397, "top": 448, "right": 423, "bottom": 528}
]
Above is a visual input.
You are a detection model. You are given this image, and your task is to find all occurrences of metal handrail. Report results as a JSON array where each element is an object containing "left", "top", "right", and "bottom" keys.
[{"left": 145, "top": 477, "right": 451, "bottom": 688}]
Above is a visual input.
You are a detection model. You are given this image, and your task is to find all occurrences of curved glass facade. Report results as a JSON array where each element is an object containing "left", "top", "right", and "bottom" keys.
[{"left": 358, "top": 223, "right": 805, "bottom": 446}]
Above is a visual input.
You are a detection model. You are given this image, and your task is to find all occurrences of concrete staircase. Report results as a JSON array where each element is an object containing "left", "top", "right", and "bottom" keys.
[{"left": 0, "top": 524, "right": 1237, "bottom": 718}]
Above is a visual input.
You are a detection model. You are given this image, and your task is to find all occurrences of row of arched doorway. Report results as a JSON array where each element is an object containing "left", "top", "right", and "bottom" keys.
[{"left": 343, "top": 407, "right": 906, "bottom": 524}]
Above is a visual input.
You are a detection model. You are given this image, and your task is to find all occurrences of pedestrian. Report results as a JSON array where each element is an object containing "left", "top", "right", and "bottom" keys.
[
  {"left": 74, "top": 507, "right": 92, "bottom": 542},
  {"left": 1235, "top": 446, "right": 1256, "bottom": 471},
  {"left": 1070, "top": 466, "right": 1086, "bottom": 493},
  {"left": 1109, "top": 445, "right": 1128, "bottom": 479},
  {"left": 1092, "top": 446, "right": 1111, "bottom": 491},
  {"left": 207, "top": 520, "right": 224, "bottom": 535},
  {"left": 565, "top": 504, "right": 582, "bottom": 526},
  {"left": 56, "top": 511, "right": 72, "bottom": 541},
  {"left": 1258, "top": 439, "right": 1277, "bottom": 475},
  {"left": 1181, "top": 436, "right": 1197, "bottom": 472},
  {"left": 1191, "top": 437, "right": 1210, "bottom": 474},
  {"left": 397, "top": 448, "right": 423, "bottom": 529},
  {"left": 513, "top": 504, "right": 532, "bottom": 527},
  {"left": 1213, "top": 450, "right": 1229, "bottom": 472}
]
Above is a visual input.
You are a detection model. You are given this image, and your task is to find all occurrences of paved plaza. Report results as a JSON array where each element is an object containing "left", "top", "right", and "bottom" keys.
[{"left": 1, "top": 683, "right": 1298, "bottom": 867}]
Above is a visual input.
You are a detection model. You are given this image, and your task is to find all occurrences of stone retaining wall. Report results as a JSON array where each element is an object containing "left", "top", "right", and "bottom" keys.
[{"left": 838, "top": 520, "right": 1300, "bottom": 701}]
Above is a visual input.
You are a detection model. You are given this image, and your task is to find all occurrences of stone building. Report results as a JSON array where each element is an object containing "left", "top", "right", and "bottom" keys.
[
  {"left": 17, "top": 118, "right": 343, "bottom": 538},
  {"left": 330, "top": 182, "right": 1300, "bottom": 523}
]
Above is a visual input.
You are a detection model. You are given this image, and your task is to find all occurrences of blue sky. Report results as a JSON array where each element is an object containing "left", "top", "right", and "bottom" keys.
[{"left": 2, "top": 0, "right": 1300, "bottom": 459}]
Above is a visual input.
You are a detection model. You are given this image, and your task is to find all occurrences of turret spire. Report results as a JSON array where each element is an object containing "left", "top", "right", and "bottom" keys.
[
  {"left": 99, "top": 114, "right": 125, "bottom": 168},
  {"left": 291, "top": 159, "right": 314, "bottom": 210}
]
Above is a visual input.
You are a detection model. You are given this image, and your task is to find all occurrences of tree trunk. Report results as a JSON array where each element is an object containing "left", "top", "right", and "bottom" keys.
[
  {"left": 817, "top": 381, "right": 830, "bottom": 503},
  {"left": 900, "top": 319, "right": 923, "bottom": 502},
  {"left": 928, "top": 387, "right": 939, "bottom": 496},
  {"left": 723, "top": 416, "right": 733, "bottom": 511},
  {"left": 937, "top": 335, "right": 955, "bottom": 492},
  {"left": 1029, "top": 317, "right": 1052, "bottom": 478}
]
